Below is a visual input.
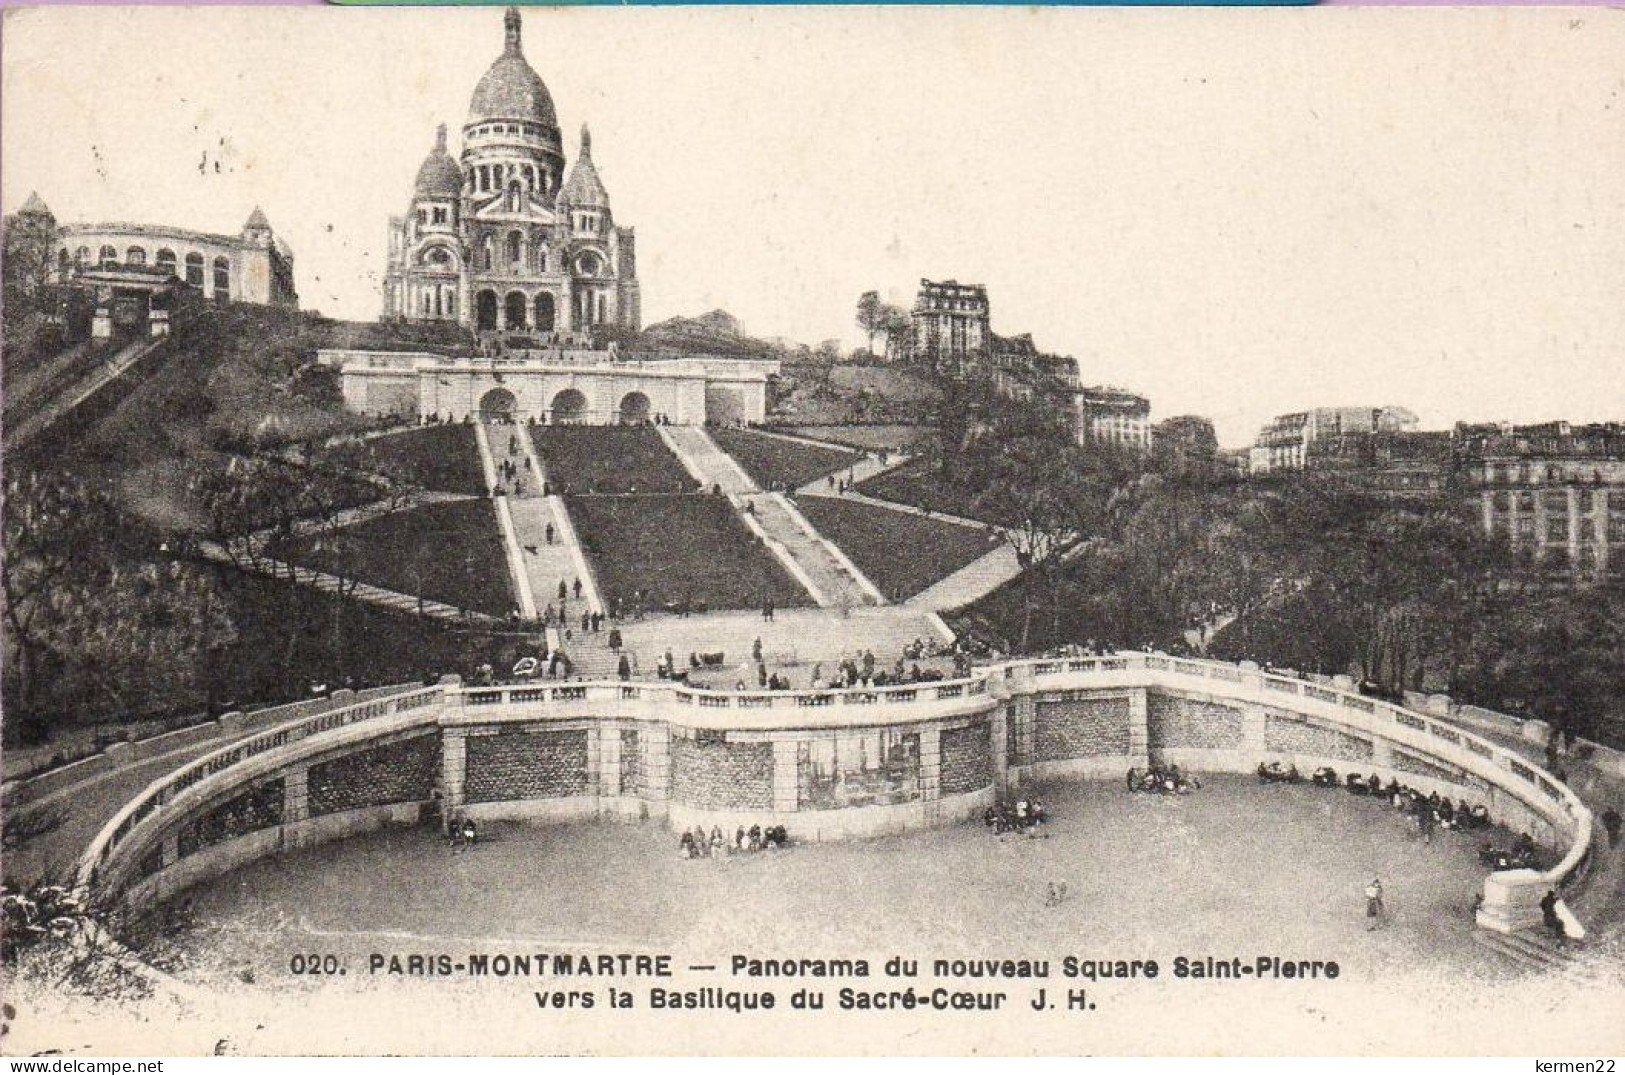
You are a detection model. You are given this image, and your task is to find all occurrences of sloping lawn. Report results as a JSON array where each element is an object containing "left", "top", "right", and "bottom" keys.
[
  {"left": 794, "top": 495, "right": 999, "bottom": 601},
  {"left": 272, "top": 498, "right": 515, "bottom": 618},
  {"left": 777, "top": 424, "right": 924, "bottom": 453},
  {"left": 567, "top": 494, "right": 811, "bottom": 611},
  {"left": 531, "top": 426, "right": 695, "bottom": 495},
  {"left": 355, "top": 424, "right": 486, "bottom": 496},
  {"left": 855, "top": 458, "right": 1009, "bottom": 525},
  {"left": 709, "top": 428, "right": 859, "bottom": 490}
]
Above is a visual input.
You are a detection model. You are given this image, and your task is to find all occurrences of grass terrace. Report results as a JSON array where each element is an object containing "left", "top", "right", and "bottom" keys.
[
  {"left": 529, "top": 426, "right": 695, "bottom": 495},
  {"left": 567, "top": 494, "right": 812, "bottom": 611},
  {"left": 778, "top": 424, "right": 924, "bottom": 453},
  {"left": 271, "top": 498, "right": 515, "bottom": 618},
  {"left": 794, "top": 495, "right": 999, "bottom": 601},
  {"left": 709, "top": 427, "right": 860, "bottom": 490},
  {"left": 343, "top": 424, "right": 486, "bottom": 497},
  {"left": 855, "top": 458, "right": 1007, "bottom": 525}
]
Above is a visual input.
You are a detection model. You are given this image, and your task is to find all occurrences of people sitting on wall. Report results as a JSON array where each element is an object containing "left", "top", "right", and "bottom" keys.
[
  {"left": 1311, "top": 766, "right": 1338, "bottom": 788},
  {"left": 1344, "top": 772, "right": 1372, "bottom": 796}
]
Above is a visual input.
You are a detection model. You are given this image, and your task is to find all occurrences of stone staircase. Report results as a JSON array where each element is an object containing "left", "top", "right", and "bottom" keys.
[
  {"left": 745, "top": 493, "right": 883, "bottom": 609},
  {"left": 657, "top": 425, "right": 879, "bottom": 609},
  {"left": 1472, "top": 928, "right": 1588, "bottom": 978},
  {"left": 659, "top": 424, "right": 758, "bottom": 494},
  {"left": 905, "top": 543, "right": 1022, "bottom": 611}
]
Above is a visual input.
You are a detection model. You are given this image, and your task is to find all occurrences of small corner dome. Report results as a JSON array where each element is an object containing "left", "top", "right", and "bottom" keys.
[
  {"left": 466, "top": 8, "right": 558, "bottom": 128},
  {"left": 559, "top": 126, "right": 609, "bottom": 209},
  {"left": 415, "top": 125, "right": 463, "bottom": 198},
  {"left": 244, "top": 206, "right": 271, "bottom": 231}
]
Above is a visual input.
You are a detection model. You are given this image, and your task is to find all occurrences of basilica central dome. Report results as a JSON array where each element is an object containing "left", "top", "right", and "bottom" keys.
[{"left": 467, "top": 8, "right": 558, "bottom": 128}]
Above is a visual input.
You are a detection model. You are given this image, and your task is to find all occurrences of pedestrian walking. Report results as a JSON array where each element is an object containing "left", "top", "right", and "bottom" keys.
[{"left": 1365, "top": 878, "right": 1386, "bottom": 930}]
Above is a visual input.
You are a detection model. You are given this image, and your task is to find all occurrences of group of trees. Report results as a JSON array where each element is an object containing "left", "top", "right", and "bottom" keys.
[
  {"left": 915, "top": 370, "right": 1625, "bottom": 743},
  {"left": 855, "top": 291, "right": 910, "bottom": 361},
  {"left": 1, "top": 471, "right": 237, "bottom": 742}
]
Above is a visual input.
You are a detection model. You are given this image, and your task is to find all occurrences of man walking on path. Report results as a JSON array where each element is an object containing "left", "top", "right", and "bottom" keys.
[{"left": 1365, "top": 878, "right": 1386, "bottom": 930}]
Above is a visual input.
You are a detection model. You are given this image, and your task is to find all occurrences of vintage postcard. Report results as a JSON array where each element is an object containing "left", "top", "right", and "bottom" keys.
[{"left": 2, "top": 3, "right": 1624, "bottom": 1057}]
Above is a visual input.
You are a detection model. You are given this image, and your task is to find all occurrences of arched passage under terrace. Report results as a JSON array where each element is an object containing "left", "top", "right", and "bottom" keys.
[
  {"left": 551, "top": 388, "right": 588, "bottom": 424},
  {"left": 618, "top": 391, "right": 651, "bottom": 425},
  {"left": 479, "top": 387, "right": 518, "bottom": 421}
]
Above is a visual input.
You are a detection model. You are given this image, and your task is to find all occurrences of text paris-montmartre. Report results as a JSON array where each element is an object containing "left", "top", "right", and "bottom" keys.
[{"left": 364, "top": 953, "right": 1340, "bottom": 982}]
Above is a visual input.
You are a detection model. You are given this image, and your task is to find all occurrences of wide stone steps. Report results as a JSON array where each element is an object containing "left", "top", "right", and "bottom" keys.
[
  {"left": 659, "top": 425, "right": 758, "bottom": 494},
  {"left": 906, "top": 543, "right": 1022, "bottom": 611},
  {"left": 1472, "top": 928, "right": 1586, "bottom": 977},
  {"left": 747, "top": 493, "right": 881, "bottom": 609}
]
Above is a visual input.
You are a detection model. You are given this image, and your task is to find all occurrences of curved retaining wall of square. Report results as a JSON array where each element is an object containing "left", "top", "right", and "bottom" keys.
[{"left": 78, "top": 657, "right": 1592, "bottom": 939}]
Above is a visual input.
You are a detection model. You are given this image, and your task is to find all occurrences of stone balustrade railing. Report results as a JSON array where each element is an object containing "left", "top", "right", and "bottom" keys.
[
  {"left": 76, "top": 685, "right": 443, "bottom": 891},
  {"left": 74, "top": 654, "right": 1592, "bottom": 939}
]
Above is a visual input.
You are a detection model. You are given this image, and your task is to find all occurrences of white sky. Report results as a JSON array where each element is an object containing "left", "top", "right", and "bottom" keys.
[{"left": 5, "top": 6, "right": 1623, "bottom": 447}]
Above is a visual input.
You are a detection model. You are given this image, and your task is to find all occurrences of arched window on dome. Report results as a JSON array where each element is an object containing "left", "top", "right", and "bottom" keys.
[
  {"left": 99, "top": 245, "right": 118, "bottom": 268},
  {"left": 155, "top": 248, "right": 176, "bottom": 275},
  {"left": 125, "top": 246, "right": 146, "bottom": 266},
  {"left": 213, "top": 256, "right": 231, "bottom": 299},
  {"left": 75, "top": 246, "right": 91, "bottom": 268},
  {"left": 184, "top": 253, "right": 204, "bottom": 287},
  {"left": 506, "top": 230, "right": 523, "bottom": 270}
]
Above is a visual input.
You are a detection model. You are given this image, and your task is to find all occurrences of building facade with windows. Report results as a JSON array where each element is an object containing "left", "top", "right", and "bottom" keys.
[
  {"left": 1458, "top": 422, "right": 1625, "bottom": 583},
  {"left": 1248, "top": 405, "right": 1418, "bottom": 474},
  {"left": 381, "top": 8, "right": 639, "bottom": 341},
  {"left": 47, "top": 206, "right": 297, "bottom": 308},
  {"left": 909, "top": 279, "right": 989, "bottom": 371},
  {"left": 1071, "top": 385, "right": 1153, "bottom": 452}
]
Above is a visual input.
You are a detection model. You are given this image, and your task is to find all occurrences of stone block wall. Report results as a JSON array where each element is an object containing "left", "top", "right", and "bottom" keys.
[
  {"left": 177, "top": 778, "right": 285, "bottom": 858},
  {"left": 1148, "top": 696, "right": 1244, "bottom": 751},
  {"left": 670, "top": 733, "right": 774, "bottom": 810},
  {"left": 465, "top": 727, "right": 591, "bottom": 803},
  {"left": 1035, "top": 694, "right": 1131, "bottom": 761},
  {"left": 1263, "top": 712, "right": 1374, "bottom": 763},
  {"left": 940, "top": 720, "right": 992, "bottom": 796},
  {"left": 619, "top": 728, "right": 644, "bottom": 796},
  {"left": 309, "top": 733, "right": 440, "bottom": 816}
]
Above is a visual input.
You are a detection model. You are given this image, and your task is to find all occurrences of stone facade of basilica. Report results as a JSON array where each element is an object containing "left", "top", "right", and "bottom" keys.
[{"left": 381, "top": 8, "right": 640, "bottom": 340}]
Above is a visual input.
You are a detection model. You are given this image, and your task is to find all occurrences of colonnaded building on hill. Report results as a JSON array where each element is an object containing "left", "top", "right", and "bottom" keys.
[{"left": 380, "top": 7, "right": 639, "bottom": 339}]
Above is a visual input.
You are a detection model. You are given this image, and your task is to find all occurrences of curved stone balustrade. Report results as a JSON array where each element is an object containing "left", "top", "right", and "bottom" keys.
[{"left": 76, "top": 655, "right": 1591, "bottom": 938}]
